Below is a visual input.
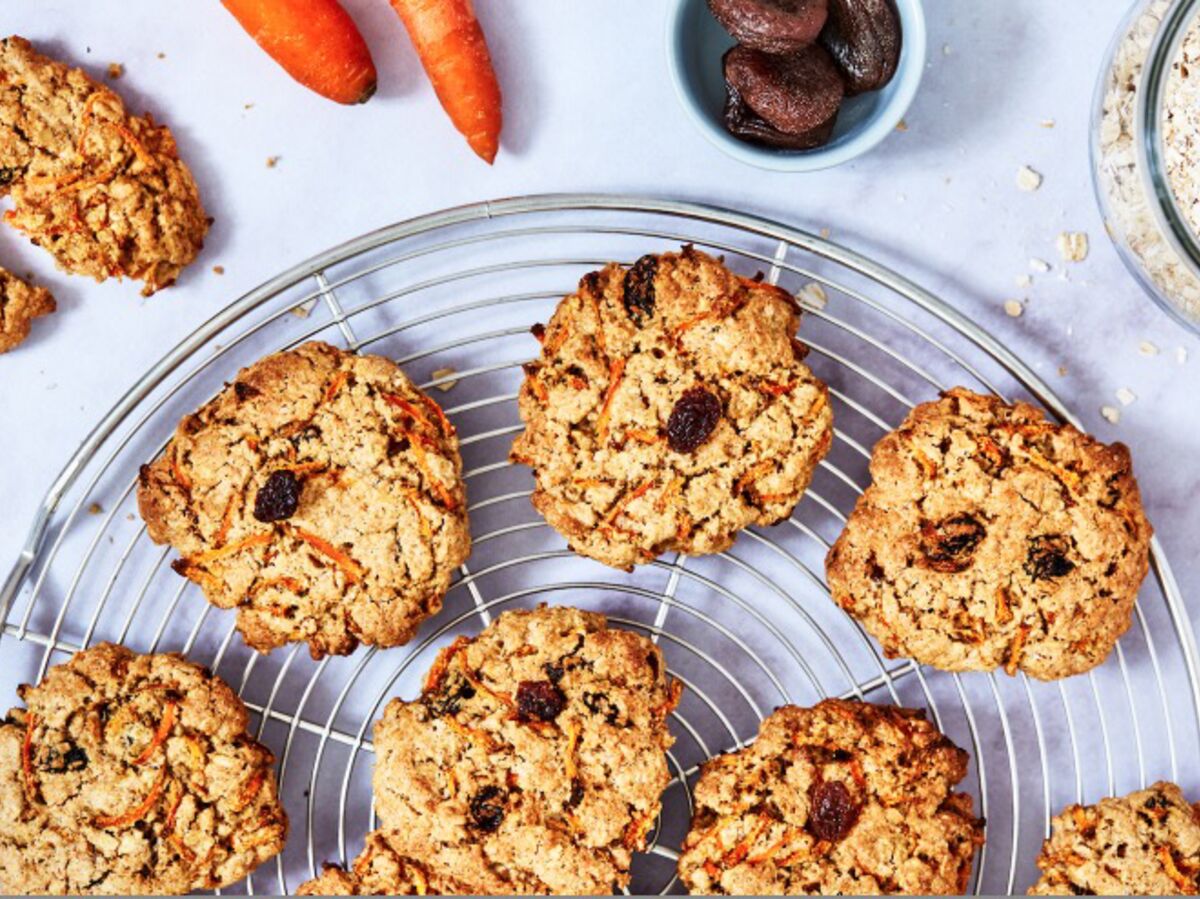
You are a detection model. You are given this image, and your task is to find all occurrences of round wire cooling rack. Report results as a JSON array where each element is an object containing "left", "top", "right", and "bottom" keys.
[{"left": 1, "top": 194, "right": 1197, "bottom": 895}]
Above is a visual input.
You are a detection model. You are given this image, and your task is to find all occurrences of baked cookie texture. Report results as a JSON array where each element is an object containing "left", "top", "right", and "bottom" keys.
[
  {"left": 0, "top": 266, "right": 54, "bottom": 353},
  {"left": 137, "top": 341, "right": 471, "bottom": 659},
  {"left": 825, "top": 387, "right": 1152, "bottom": 681},
  {"left": 0, "top": 643, "right": 286, "bottom": 895},
  {"left": 677, "top": 699, "right": 985, "bottom": 895},
  {"left": 510, "top": 247, "right": 833, "bottom": 570},
  {"left": 298, "top": 606, "right": 682, "bottom": 895},
  {"left": 1029, "top": 782, "right": 1200, "bottom": 895},
  {"left": 0, "top": 36, "right": 208, "bottom": 296}
]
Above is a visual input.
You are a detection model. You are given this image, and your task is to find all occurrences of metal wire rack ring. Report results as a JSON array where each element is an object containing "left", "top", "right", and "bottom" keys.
[{"left": 1, "top": 194, "right": 1196, "bottom": 895}]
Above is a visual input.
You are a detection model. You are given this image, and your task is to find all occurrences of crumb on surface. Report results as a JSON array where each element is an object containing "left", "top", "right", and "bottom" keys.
[
  {"left": 1116, "top": 387, "right": 1137, "bottom": 406},
  {"left": 1138, "top": 340, "right": 1159, "bottom": 356},
  {"left": 1016, "top": 274, "right": 1033, "bottom": 289},
  {"left": 1101, "top": 405, "right": 1121, "bottom": 424},
  {"left": 1057, "top": 365, "right": 1068, "bottom": 377},
  {"left": 1057, "top": 232, "right": 1089, "bottom": 262},
  {"left": 1040, "top": 119, "right": 1056, "bottom": 128},
  {"left": 213, "top": 265, "right": 225, "bottom": 275},
  {"left": 1004, "top": 299, "right": 1024, "bottom": 317},
  {"left": 1030, "top": 258, "right": 1052, "bottom": 273},
  {"left": 896, "top": 118, "right": 908, "bottom": 132},
  {"left": 798, "top": 282, "right": 828, "bottom": 310},
  {"left": 87, "top": 502, "right": 103, "bottom": 514},
  {"left": 1017, "top": 166, "right": 1043, "bottom": 192},
  {"left": 266, "top": 156, "right": 280, "bottom": 168},
  {"left": 431, "top": 367, "right": 459, "bottom": 391},
  {"left": 106, "top": 62, "right": 123, "bottom": 79}
]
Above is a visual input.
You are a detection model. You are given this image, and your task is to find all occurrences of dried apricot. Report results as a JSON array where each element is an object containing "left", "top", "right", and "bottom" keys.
[
  {"left": 821, "top": 0, "right": 901, "bottom": 95},
  {"left": 725, "top": 84, "right": 837, "bottom": 149},
  {"left": 707, "top": 0, "right": 828, "bottom": 53},
  {"left": 723, "top": 44, "right": 843, "bottom": 144}
]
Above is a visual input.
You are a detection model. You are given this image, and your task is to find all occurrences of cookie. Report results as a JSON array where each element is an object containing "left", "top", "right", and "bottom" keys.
[
  {"left": 1029, "top": 782, "right": 1200, "bottom": 895},
  {"left": 510, "top": 247, "right": 833, "bottom": 570},
  {"left": 137, "top": 341, "right": 471, "bottom": 659},
  {"left": 299, "top": 606, "right": 682, "bottom": 895},
  {"left": 0, "top": 643, "right": 286, "bottom": 895},
  {"left": 825, "top": 387, "right": 1152, "bottom": 680},
  {"left": 0, "top": 36, "right": 208, "bottom": 296},
  {"left": 0, "top": 267, "right": 55, "bottom": 353},
  {"left": 677, "top": 699, "right": 984, "bottom": 895}
]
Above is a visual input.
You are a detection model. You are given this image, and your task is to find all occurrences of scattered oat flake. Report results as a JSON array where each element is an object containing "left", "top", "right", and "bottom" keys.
[
  {"left": 212, "top": 265, "right": 225, "bottom": 275},
  {"left": 799, "top": 282, "right": 828, "bottom": 310},
  {"left": 1057, "top": 365, "right": 1068, "bottom": 377},
  {"left": 431, "top": 367, "right": 459, "bottom": 391},
  {"left": 244, "top": 102, "right": 255, "bottom": 110},
  {"left": 1101, "top": 405, "right": 1121, "bottom": 424},
  {"left": 895, "top": 118, "right": 908, "bottom": 132},
  {"left": 1030, "top": 258, "right": 1052, "bottom": 273},
  {"left": 819, "top": 227, "right": 831, "bottom": 239},
  {"left": 266, "top": 156, "right": 280, "bottom": 168},
  {"left": 106, "top": 62, "right": 123, "bottom": 79},
  {"left": 1057, "top": 232, "right": 1089, "bottom": 262},
  {"left": 1004, "top": 299, "right": 1024, "bottom": 317},
  {"left": 87, "top": 502, "right": 103, "bottom": 515},
  {"left": 1116, "top": 387, "right": 1137, "bottom": 406},
  {"left": 1138, "top": 340, "right": 1159, "bottom": 356},
  {"left": 1040, "top": 119, "right": 1056, "bottom": 128},
  {"left": 1016, "top": 274, "right": 1033, "bottom": 288},
  {"left": 1178, "top": 346, "right": 1189, "bottom": 364},
  {"left": 1017, "top": 166, "right": 1043, "bottom": 191}
]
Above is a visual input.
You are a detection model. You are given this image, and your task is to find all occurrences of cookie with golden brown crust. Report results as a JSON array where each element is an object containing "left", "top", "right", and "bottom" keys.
[
  {"left": 1029, "top": 782, "right": 1200, "bottom": 895},
  {"left": 677, "top": 699, "right": 984, "bottom": 895},
  {"left": 137, "top": 341, "right": 471, "bottom": 659},
  {"left": 0, "top": 36, "right": 208, "bottom": 296},
  {"left": 299, "top": 606, "right": 681, "bottom": 895},
  {"left": 510, "top": 247, "right": 833, "bottom": 570},
  {"left": 0, "top": 267, "right": 54, "bottom": 353},
  {"left": 825, "top": 387, "right": 1152, "bottom": 681},
  {"left": 0, "top": 643, "right": 286, "bottom": 895}
]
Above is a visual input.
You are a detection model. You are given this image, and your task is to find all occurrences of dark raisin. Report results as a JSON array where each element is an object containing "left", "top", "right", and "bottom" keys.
[
  {"left": 568, "top": 778, "right": 585, "bottom": 808},
  {"left": 667, "top": 387, "right": 723, "bottom": 453},
  {"left": 61, "top": 746, "right": 88, "bottom": 772},
  {"left": 530, "top": 323, "right": 546, "bottom": 341},
  {"left": 233, "top": 381, "right": 260, "bottom": 401},
  {"left": 821, "top": 0, "right": 902, "bottom": 95},
  {"left": 723, "top": 45, "right": 843, "bottom": 147},
  {"left": 386, "top": 435, "right": 410, "bottom": 457},
  {"left": 919, "top": 514, "right": 986, "bottom": 573},
  {"left": 543, "top": 663, "right": 565, "bottom": 683},
  {"left": 807, "top": 780, "right": 861, "bottom": 842},
  {"left": 708, "top": 0, "right": 828, "bottom": 52},
  {"left": 253, "top": 469, "right": 301, "bottom": 522},
  {"left": 580, "top": 271, "right": 604, "bottom": 295},
  {"left": 622, "top": 255, "right": 659, "bottom": 325},
  {"left": 469, "top": 786, "right": 506, "bottom": 832},
  {"left": 516, "top": 680, "right": 567, "bottom": 722},
  {"left": 1024, "top": 535, "right": 1075, "bottom": 581},
  {"left": 424, "top": 672, "right": 476, "bottom": 717},
  {"left": 582, "top": 691, "right": 621, "bottom": 725}
]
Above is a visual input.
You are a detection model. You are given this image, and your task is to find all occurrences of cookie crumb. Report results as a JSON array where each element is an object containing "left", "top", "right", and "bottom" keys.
[
  {"left": 244, "top": 102, "right": 255, "bottom": 110},
  {"left": 819, "top": 227, "right": 832, "bottom": 239},
  {"left": 106, "top": 62, "right": 123, "bottom": 80},
  {"left": 290, "top": 300, "right": 314, "bottom": 319},
  {"left": 1057, "top": 365, "right": 1068, "bottom": 377},
  {"left": 1116, "top": 386, "right": 1137, "bottom": 406},
  {"left": 1017, "top": 166, "right": 1043, "bottom": 191},
  {"left": 1101, "top": 405, "right": 1121, "bottom": 424},
  {"left": 1016, "top": 274, "right": 1033, "bottom": 289},
  {"left": 212, "top": 265, "right": 225, "bottom": 275},
  {"left": 896, "top": 118, "right": 908, "bottom": 132},
  {"left": 799, "top": 282, "right": 829, "bottom": 310},
  {"left": 1040, "top": 118, "right": 1056, "bottom": 128},
  {"left": 1057, "top": 232, "right": 1089, "bottom": 262},
  {"left": 1138, "top": 340, "right": 1159, "bottom": 356},
  {"left": 431, "top": 366, "right": 459, "bottom": 391},
  {"left": 1030, "top": 258, "right": 1052, "bottom": 273},
  {"left": 1004, "top": 299, "right": 1024, "bottom": 317},
  {"left": 266, "top": 156, "right": 280, "bottom": 168},
  {"left": 87, "top": 502, "right": 103, "bottom": 515}
]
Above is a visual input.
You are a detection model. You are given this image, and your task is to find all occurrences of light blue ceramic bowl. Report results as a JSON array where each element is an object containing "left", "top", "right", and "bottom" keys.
[{"left": 666, "top": 0, "right": 926, "bottom": 171}]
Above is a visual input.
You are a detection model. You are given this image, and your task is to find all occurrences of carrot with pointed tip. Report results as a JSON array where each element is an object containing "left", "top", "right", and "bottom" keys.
[
  {"left": 387, "top": 0, "right": 503, "bottom": 163},
  {"left": 222, "top": 0, "right": 378, "bottom": 105}
]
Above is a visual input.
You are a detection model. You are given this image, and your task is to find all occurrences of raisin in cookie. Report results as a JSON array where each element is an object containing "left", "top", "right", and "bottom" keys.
[
  {"left": 137, "top": 341, "right": 471, "bottom": 659},
  {"left": 1030, "top": 782, "right": 1200, "bottom": 895},
  {"left": 677, "top": 699, "right": 985, "bottom": 895},
  {"left": 0, "top": 36, "right": 208, "bottom": 296},
  {"left": 0, "top": 267, "right": 55, "bottom": 353},
  {"left": 511, "top": 247, "right": 833, "bottom": 570},
  {"left": 825, "top": 387, "right": 1151, "bottom": 681},
  {"left": 0, "top": 643, "right": 286, "bottom": 895},
  {"left": 299, "top": 606, "right": 681, "bottom": 895}
]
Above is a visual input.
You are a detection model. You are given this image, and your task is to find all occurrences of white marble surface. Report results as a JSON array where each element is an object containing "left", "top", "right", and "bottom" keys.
[{"left": 0, "top": 2, "right": 1196, "bottom": 617}]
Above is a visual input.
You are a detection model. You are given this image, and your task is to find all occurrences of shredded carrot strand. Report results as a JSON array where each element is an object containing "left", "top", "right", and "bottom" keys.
[
  {"left": 232, "top": 769, "right": 265, "bottom": 813},
  {"left": 93, "top": 766, "right": 167, "bottom": 828},
  {"left": 563, "top": 720, "right": 582, "bottom": 784},
  {"left": 623, "top": 810, "right": 655, "bottom": 850},
  {"left": 291, "top": 527, "right": 366, "bottom": 584},
  {"left": 323, "top": 370, "right": 350, "bottom": 404},
  {"left": 1005, "top": 625, "right": 1031, "bottom": 676},
  {"left": 383, "top": 392, "right": 433, "bottom": 431},
  {"left": 529, "top": 376, "right": 549, "bottom": 405},
  {"left": 403, "top": 432, "right": 458, "bottom": 510},
  {"left": 594, "top": 358, "right": 626, "bottom": 440},
  {"left": 421, "top": 394, "right": 456, "bottom": 437},
  {"left": 735, "top": 460, "right": 775, "bottom": 497},
  {"left": 423, "top": 636, "right": 472, "bottom": 693},
  {"left": 758, "top": 379, "right": 797, "bottom": 397},
  {"left": 186, "top": 531, "right": 272, "bottom": 566},
  {"left": 1158, "top": 845, "right": 1195, "bottom": 892},
  {"left": 623, "top": 428, "right": 663, "bottom": 445},
  {"left": 133, "top": 700, "right": 177, "bottom": 766},
  {"left": 605, "top": 479, "right": 655, "bottom": 525}
]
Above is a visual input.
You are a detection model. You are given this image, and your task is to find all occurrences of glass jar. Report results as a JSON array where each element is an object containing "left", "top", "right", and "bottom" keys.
[{"left": 1092, "top": 0, "right": 1200, "bottom": 334}]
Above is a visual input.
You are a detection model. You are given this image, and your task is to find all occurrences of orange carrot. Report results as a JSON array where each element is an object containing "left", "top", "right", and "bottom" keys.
[
  {"left": 222, "top": 0, "right": 378, "bottom": 105},
  {"left": 387, "top": 0, "right": 502, "bottom": 162}
]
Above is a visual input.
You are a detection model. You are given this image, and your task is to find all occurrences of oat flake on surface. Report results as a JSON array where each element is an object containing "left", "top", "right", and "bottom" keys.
[
  {"left": 1101, "top": 405, "right": 1121, "bottom": 424},
  {"left": 1017, "top": 166, "right": 1043, "bottom": 191},
  {"left": 1004, "top": 299, "right": 1024, "bottom": 317},
  {"left": 1116, "top": 387, "right": 1137, "bottom": 406},
  {"left": 1057, "top": 232, "right": 1089, "bottom": 262}
]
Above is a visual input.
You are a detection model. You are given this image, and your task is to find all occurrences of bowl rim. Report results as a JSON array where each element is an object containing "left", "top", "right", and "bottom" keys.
[{"left": 665, "top": 0, "right": 928, "bottom": 172}]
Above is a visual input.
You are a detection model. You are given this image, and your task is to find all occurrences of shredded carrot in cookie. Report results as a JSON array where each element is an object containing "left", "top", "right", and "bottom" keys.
[
  {"left": 421, "top": 393, "right": 456, "bottom": 437},
  {"left": 544, "top": 321, "right": 571, "bottom": 356},
  {"left": 723, "top": 816, "right": 769, "bottom": 866},
  {"left": 291, "top": 527, "right": 366, "bottom": 584},
  {"left": 232, "top": 769, "right": 265, "bottom": 813},
  {"left": 1158, "top": 845, "right": 1196, "bottom": 892},
  {"left": 460, "top": 666, "right": 515, "bottom": 712},
  {"left": 401, "top": 489, "right": 434, "bottom": 544},
  {"left": 624, "top": 428, "right": 663, "bottom": 445},
  {"left": 735, "top": 460, "right": 775, "bottom": 497},
  {"left": 93, "top": 766, "right": 167, "bottom": 828},
  {"left": 423, "top": 636, "right": 472, "bottom": 692},
  {"left": 323, "top": 370, "right": 350, "bottom": 405},
  {"left": 383, "top": 392, "right": 434, "bottom": 432},
  {"left": 622, "top": 810, "right": 656, "bottom": 850},
  {"left": 655, "top": 477, "right": 684, "bottom": 513},
  {"left": 21, "top": 713, "right": 37, "bottom": 801},
  {"left": 594, "top": 358, "right": 626, "bottom": 440},
  {"left": 528, "top": 376, "right": 549, "bottom": 406},
  {"left": 563, "top": 720, "right": 582, "bottom": 784},
  {"left": 652, "top": 679, "right": 684, "bottom": 718},
  {"left": 605, "top": 479, "right": 655, "bottom": 525},
  {"left": 403, "top": 430, "right": 459, "bottom": 511},
  {"left": 758, "top": 379, "right": 797, "bottom": 397},
  {"left": 187, "top": 531, "right": 273, "bottom": 566},
  {"left": 1022, "top": 449, "right": 1082, "bottom": 493},
  {"left": 443, "top": 714, "right": 497, "bottom": 752},
  {"left": 703, "top": 860, "right": 722, "bottom": 881},
  {"left": 1070, "top": 806, "right": 1095, "bottom": 834},
  {"left": 133, "top": 700, "right": 177, "bottom": 765},
  {"left": 250, "top": 575, "right": 305, "bottom": 597},
  {"left": 1005, "top": 624, "right": 1031, "bottom": 676},
  {"left": 995, "top": 588, "right": 1014, "bottom": 625}
]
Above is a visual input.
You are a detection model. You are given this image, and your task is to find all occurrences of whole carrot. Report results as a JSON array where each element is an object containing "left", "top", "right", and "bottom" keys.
[
  {"left": 222, "top": 0, "right": 378, "bottom": 104},
  {"left": 387, "top": 0, "right": 503, "bottom": 163}
]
